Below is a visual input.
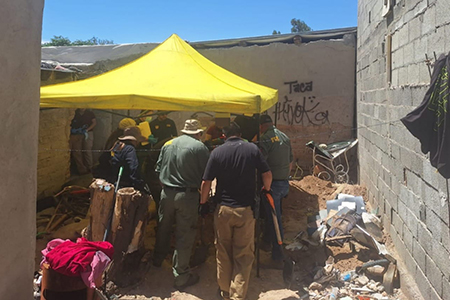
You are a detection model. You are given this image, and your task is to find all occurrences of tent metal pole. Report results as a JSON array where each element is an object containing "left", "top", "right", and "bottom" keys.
[
  {"left": 255, "top": 113, "right": 261, "bottom": 278},
  {"left": 274, "top": 104, "right": 278, "bottom": 126}
]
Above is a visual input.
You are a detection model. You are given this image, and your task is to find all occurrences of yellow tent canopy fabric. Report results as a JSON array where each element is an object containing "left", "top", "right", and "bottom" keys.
[{"left": 40, "top": 34, "right": 278, "bottom": 114}]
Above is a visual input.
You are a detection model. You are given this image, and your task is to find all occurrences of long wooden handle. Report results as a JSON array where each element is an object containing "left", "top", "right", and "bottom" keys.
[{"left": 266, "top": 193, "right": 282, "bottom": 245}]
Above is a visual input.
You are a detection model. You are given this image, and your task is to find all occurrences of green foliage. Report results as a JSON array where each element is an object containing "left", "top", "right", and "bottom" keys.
[
  {"left": 42, "top": 35, "right": 72, "bottom": 46},
  {"left": 272, "top": 30, "right": 281, "bottom": 35},
  {"left": 290, "top": 18, "right": 312, "bottom": 33},
  {"left": 42, "top": 35, "right": 114, "bottom": 47}
]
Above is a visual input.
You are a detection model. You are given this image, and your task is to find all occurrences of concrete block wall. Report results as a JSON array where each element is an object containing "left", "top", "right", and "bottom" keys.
[
  {"left": 37, "top": 109, "right": 73, "bottom": 198},
  {"left": 36, "top": 108, "right": 130, "bottom": 198},
  {"left": 357, "top": 0, "right": 450, "bottom": 299}
]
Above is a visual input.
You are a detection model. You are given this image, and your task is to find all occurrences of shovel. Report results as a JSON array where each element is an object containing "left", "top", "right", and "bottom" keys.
[
  {"left": 103, "top": 166, "right": 123, "bottom": 242},
  {"left": 191, "top": 216, "right": 209, "bottom": 267},
  {"left": 265, "top": 192, "right": 295, "bottom": 288}
]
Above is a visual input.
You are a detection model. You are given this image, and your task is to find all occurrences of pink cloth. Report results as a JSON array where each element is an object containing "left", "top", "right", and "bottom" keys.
[
  {"left": 40, "top": 238, "right": 69, "bottom": 267},
  {"left": 44, "top": 238, "right": 114, "bottom": 277},
  {"left": 80, "top": 251, "right": 111, "bottom": 288}
]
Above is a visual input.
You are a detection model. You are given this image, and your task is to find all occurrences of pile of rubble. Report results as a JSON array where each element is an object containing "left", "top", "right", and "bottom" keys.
[{"left": 283, "top": 176, "right": 405, "bottom": 300}]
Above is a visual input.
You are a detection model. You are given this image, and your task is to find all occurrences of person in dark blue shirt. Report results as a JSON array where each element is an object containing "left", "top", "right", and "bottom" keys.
[{"left": 95, "top": 126, "right": 148, "bottom": 194}]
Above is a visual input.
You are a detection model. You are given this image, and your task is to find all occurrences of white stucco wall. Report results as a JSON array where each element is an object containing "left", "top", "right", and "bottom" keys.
[
  {"left": 199, "top": 38, "right": 356, "bottom": 168},
  {"left": 0, "top": 1, "right": 44, "bottom": 299}
]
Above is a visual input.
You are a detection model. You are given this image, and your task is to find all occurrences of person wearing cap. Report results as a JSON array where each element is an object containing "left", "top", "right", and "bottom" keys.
[
  {"left": 95, "top": 126, "right": 148, "bottom": 194},
  {"left": 149, "top": 111, "right": 178, "bottom": 144},
  {"left": 259, "top": 114, "right": 293, "bottom": 264},
  {"left": 103, "top": 117, "right": 137, "bottom": 151},
  {"left": 200, "top": 122, "right": 272, "bottom": 300},
  {"left": 153, "top": 119, "right": 210, "bottom": 290}
]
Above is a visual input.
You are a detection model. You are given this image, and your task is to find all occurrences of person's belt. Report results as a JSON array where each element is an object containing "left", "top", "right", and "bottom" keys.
[{"left": 163, "top": 185, "right": 198, "bottom": 193}]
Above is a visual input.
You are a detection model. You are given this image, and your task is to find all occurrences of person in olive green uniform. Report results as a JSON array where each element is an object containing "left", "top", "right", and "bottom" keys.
[
  {"left": 259, "top": 115, "right": 293, "bottom": 263},
  {"left": 153, "top": 119, "right": 209, "bottom": 290},
  {"left": 149, "top": 111, "right": 178, "bottom": 144}
]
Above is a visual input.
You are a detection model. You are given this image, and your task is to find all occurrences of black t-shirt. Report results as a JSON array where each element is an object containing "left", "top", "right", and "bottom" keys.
[
  {"left": 203, "top": 137, "right": 270, "bottom": 207},
  {"left": 149, "top": 118, "right": 178, "bottom": 141},
  {"left": 233, "top": 115, "right": 259, "bottom": 141},
  {"left": 401, "top": 53, "right": 450, "bottom": 178},
  {"left": 71, "top": 109, "right": 96, "bottom": 131}
]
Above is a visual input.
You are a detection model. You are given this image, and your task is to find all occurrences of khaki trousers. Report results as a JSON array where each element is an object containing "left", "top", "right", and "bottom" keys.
[
  {"left": 215, "top": 205, "right": 255, "bottom": 300},
  {"left": 69, "top": 132, "right": 94, "bottom": 174}
]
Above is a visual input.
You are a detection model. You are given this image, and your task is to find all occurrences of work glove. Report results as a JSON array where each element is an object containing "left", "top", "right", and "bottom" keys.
[
  {"left": 198, "top": 202, "right": 210, "bottom": 218},
  {"left": 261, "top": 187, "right": 273, "bottom": 197},
  {"left": 148, "top": 134, "right": 158, "bottom": 145}
]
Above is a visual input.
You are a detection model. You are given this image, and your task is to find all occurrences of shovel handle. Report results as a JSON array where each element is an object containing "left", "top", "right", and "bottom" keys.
[{"left": 266, "top": 193, "right": 283, "bottom": 245}]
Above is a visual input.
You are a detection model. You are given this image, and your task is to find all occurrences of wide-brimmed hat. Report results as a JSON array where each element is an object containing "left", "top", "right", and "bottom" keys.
[
  {"left": 118, "top": 126, "right": 146, "bottom": 142},
  {"left": 259, "top": 115, "right": 273, "bottom": 125},
  {"left": 181, "top": 119, "right": 205, "bottom": 135}
]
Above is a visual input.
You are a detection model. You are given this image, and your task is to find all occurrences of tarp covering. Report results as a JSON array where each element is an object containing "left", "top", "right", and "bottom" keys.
[{"left": 40, "top": 34, "right": 278, "bottom": 114}]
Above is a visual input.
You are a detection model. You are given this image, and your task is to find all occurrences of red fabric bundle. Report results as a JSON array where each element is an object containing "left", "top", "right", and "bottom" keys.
[{"left": 46, "top": 238, "right": 114, "bottom": 277}]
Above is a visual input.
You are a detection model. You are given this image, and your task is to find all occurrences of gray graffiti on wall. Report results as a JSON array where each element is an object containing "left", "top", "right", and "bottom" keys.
[
  {"left": 273, "top": 80, "right": 329, "bottom": 126},
  {"left": 284, "top": 80, "right": 313, "bottom": 94}
]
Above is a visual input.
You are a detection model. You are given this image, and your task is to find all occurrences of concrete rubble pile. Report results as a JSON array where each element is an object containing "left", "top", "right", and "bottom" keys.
[{"left": 287, "top": 193, "right": 404, "bottom": 300}]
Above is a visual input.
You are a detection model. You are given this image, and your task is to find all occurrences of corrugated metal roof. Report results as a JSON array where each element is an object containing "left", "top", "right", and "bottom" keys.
[{"left": 41, "top": 27, "right": 357, "bottom": 65}]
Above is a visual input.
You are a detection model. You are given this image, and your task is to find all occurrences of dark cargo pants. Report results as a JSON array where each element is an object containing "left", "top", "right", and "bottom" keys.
[{"left": 153, "top": 188, "right": 199, "bottom": 286}]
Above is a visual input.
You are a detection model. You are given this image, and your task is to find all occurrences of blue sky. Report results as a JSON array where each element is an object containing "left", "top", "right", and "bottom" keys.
[{"left": 42, "top": 0, "right": 357, "bottom": 44}]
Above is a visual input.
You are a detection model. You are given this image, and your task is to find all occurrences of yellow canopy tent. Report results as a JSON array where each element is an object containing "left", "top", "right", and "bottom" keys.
[{"left": 40, "top": 34, "right": 278, "bottom": 114}]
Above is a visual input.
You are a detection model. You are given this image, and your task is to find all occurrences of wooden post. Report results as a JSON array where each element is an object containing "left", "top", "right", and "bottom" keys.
[
  {"left": 88, "top": 179, "right": 115, "bottom": 241},
  {"left": 105, "top": 188, "right": 149, "bottom": 287}
]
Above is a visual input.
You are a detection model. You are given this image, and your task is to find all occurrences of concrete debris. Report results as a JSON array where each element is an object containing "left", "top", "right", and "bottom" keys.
[{"left": 355, "top": 275, "right": 369, "bottom": 286}]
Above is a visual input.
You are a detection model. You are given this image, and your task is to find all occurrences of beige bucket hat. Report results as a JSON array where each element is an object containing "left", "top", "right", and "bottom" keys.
[{"left": 181, "top": 119, "right": 205, "bottom": 135}]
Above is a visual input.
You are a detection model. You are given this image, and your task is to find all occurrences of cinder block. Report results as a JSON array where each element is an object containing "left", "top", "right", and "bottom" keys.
[
  {"left": 426, "top": 254, "right": 443, "bottom": 297},
  {"left": 391, "top": 68, "right": 399, "bottom": 86},
  {"left": 419, "top": 62, "right": 432, "bottom": 84},
  {"left": 435, "top": 0, "right": 450, "bottom": 28},
  {"left": 430, "top": 285, "right": 442, "bottom": 300},
  {"left": 405, "top": 207, "right": 419, "bottom": 236},
  {"left": 443, "top": 277, "right": 450, "bottom": 300},
  {"left": 427, "top": 26, "right": 447, "bottom": 57},
  {"left": 409, "top": 16, "right": 422, "bottom": 43},
  {"left": 418, "top": 221, "right": 433, "bottom": 255},
  {"left": 402, "top": 237, "right": 418, "bottom": 279},
  {"left": 431, "top": 238, "right": 450, "bottom": 279},
  {"left": 392, "top": 210, "right": 404, "bottom": 236},
  {"left": 408, "top": 63, "right": 421, "bottom": 85},
  {"left": 421, "top": 4, "right": 436, "bottom": 36},
  {"left": 403, "top": 42, "right": 416, "bottom": 67},
  {"left": 384, "top": 200, "right": 393, "bottom": 226},
  {"left": 405, "top": 170, "right": 423, "bottom": 197},
  {"left": 412, "top": 233, "right": 427, "bottom": 272},
  {"left": 426, "top": 207, "right": 443, "bottom": 240},
  {"left": 415, "top": 265, "right": 432, "bottom": 300},
  {"left": 441, "top": 221, "right": 450, "bottom": 253},
  {"left": 403, "top": 225, "right": 414, "bottom": 252},
  {"left": 398, "top": 24, "right": 410, "bottom": 48}
]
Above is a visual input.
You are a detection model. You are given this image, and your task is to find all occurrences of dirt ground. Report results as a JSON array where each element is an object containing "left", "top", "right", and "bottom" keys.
[{"left": 36, "top": 175, "right": 422, "bottom": 300}]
